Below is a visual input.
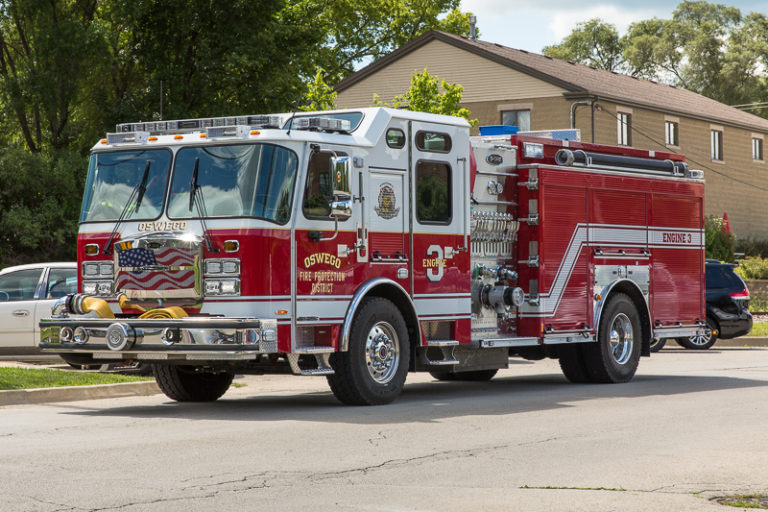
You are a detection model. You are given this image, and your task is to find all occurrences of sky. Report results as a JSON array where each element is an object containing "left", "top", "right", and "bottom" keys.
[{"left": 460, "top": 0, "right": 768, "bottom": 53}]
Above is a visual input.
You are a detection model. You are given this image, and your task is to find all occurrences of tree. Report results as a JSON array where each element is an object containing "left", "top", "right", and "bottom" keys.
[
  {"left": 543, "top": 19, "right": 625, "bottom": 72},
  {"left": 285, "top": 1, "right": 475, "bottom": 84},
  {"left": 374, "top": 68, "right": 477, "bottom": 126},
  {"left": 544, "top": 2, "right": 768, "bottom": 112},
  {"left": 300, "top": 69, "right": 338, "bottom": 111},
  {"left": 0, "top": 0, "right": 102, "bottom": 152}
]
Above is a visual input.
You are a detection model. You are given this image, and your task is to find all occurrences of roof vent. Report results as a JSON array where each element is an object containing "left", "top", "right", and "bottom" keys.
[{"left": 469, "top": 15, "right": 477, "bottom": 41}]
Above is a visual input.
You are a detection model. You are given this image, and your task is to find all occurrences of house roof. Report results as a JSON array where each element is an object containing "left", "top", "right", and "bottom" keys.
[{"left": 336, "top": 30, "right": 768, "bottom": 133}]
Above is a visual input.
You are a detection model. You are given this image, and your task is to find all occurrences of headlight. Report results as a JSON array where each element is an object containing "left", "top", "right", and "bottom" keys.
[
  {"left": 82, "top": 280, "right": 112, "bottom": 297},
  {"left": 204, "top": 259, "right": 240, "bottom": 276},
  {"left": 83, "top": 261, "right": 114, "bottom": 277},
  {"left": 204, "top": 278, "right": 240, "bottom": 296}
]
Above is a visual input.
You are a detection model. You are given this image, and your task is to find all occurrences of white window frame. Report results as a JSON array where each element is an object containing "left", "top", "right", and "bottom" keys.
[
  {"left": 752, "top": 135, "right": 764, "bottom": 162},
  {"left": 617, "top": 112, "right": 631, "bottom": 146},
  {"left": 665, "top": 120, "right": 679, "bottom": 147},
  {"left": 710, "top": 129, "right": 723, "bottom": 162}
]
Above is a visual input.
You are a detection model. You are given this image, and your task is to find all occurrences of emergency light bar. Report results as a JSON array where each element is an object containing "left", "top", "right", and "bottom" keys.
[
  {"left": 293, "top": 117, "right": 351, "bottom": 133},
  {"left": 116, "top": 115, "right": 284, "bottom": 135},
  {"left": 106, "top": 131, "right": 150, "bottom": 145}
]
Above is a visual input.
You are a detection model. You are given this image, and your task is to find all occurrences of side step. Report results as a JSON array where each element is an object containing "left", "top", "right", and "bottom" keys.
[
  {"left": 422, "top": 340, "right": 459, "bottom": 366},
  {"left": 289, "top": 347, "right": 335, "bottom": 376}
]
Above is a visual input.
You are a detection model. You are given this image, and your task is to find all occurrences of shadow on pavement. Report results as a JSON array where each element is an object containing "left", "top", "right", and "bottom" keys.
[{"left": 61, "top": 371, "right": 768, "bottom": 425}]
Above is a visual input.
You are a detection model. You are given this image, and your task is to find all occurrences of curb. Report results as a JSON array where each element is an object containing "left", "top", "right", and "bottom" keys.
[
  {"left": 0, "top": 381, "right": 160, "bottom": 406},
  {"left": 715, "top": 337, "right": 768, "bottom": 347}
]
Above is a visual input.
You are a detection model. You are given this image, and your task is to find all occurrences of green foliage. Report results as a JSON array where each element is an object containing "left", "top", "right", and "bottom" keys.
[
  {"left": 734, "top": 256, "right": 768, "bottom": 280},
  {"left": 705, "top": 215, "right": 735, "bottom": 262},
  {"left": 375, "top": 68, "right": 477, "bottom": 126},
  {"left": 542, "top": 2, "right": 768, "bottom": 115},
  {"left": 300, "top": 69, "right": 337, "bottom": 111},
  {"left": 543, "top": 19, "right": 625, "bottom": 71},
  {"left": 0, "top": 148, "right": 84, "bottom": 267},
  {"left": 735, "top": 237, "right": 768, "bottom": 259}
]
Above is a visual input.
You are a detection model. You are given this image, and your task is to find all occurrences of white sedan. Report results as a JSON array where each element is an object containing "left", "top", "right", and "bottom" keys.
[{"left": 0, "top": 262, "right": 77, "bottom": 356}]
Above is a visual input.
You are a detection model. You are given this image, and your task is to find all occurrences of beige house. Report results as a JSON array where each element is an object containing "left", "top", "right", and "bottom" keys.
[{"left": 335, "top": 30, "right": 768, "bottom": 239}]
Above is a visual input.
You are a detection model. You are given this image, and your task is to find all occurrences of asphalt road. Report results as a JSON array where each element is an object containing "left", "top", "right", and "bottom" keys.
[{"left": 2, "top": 347, "right": 767, "bottom": 512}]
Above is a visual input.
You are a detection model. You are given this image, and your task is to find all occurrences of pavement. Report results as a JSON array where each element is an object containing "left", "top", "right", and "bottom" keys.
[{"left": 2, "top": 335, "right": 767, "bottom": 407}]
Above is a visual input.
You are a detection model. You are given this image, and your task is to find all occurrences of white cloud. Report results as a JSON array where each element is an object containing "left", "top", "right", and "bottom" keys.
[{"left": 547, "top": 5, "right": 667, "bottom": 40}]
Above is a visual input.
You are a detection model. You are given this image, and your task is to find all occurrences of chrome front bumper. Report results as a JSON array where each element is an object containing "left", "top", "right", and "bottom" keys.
[{"left": 39, "top": 316, "right": 279, "bottom": 361}]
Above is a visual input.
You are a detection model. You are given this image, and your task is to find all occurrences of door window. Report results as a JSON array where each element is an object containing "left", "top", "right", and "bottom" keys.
[
  {"left": 0, "top": 269, "right": 44, "bottom": 302},
  {"left": 303, "top": 151, "right": 347, "bottom": 219},
  {"left": 46, "top": 268, "right": 78, "bottom": 299},
  {"left": 416, "top": 161, "right": 451, "bottom": 224}
]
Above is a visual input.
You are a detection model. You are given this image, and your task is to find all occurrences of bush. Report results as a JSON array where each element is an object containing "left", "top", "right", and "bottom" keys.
[
  {"left": 705, "top": 215, "right": 735, "bottom": 262},
  {"left": 735, "top": 237, "right": 768, "bottom": 258},
  {"left": 0, "top": 149, "right": 86, "bottom": 268},
  {"left": 734, "top": 256, "right": 768, "bottom": 280}
]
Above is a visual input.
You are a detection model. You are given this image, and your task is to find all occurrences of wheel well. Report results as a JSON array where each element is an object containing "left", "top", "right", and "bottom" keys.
[
  {"left": 603, "top": 281, "right": 652, "bottom": 357},
  {"left": 343, "top": 280, "right": 421, "bottom": 368}
]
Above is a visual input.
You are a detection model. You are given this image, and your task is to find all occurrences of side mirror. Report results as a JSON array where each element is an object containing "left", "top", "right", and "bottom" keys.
[{"left": 329, "top": 155, "right": 352, "bottom": 221}]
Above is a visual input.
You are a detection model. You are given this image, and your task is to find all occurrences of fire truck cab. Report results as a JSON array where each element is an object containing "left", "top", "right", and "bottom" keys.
[{"left": 40, "top": 107, "right": 706, "bottom": 405}]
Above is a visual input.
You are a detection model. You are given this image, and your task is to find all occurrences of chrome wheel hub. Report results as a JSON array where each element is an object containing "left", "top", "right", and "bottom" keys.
[
  {"left": 609, "top": 313, "right": 634, "bottom": 365},
  {"left": 688, "top": 328, "right": 712, "bottom": 346},
  {"left": 365, "top": 321, "right": 399, "bottom": 384}
]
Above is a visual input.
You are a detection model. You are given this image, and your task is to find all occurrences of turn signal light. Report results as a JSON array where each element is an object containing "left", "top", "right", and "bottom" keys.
[{"left": 84, "top": 244, "right": 99, "bottom": 256}]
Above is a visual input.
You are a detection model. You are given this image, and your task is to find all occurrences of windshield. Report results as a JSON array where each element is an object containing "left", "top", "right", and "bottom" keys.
[
  {"left": 168, "top": 144, "right": 298, "bottom": 224},
  {"left": 81, "top": 150, "right": 172, "bottom": 222}
]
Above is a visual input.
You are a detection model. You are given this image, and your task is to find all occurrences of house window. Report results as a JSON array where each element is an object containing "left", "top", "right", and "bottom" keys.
[
  {"left": 711, "top": 130, "right": 723, "bottom": 161},
  {"left": 501, "top": 109, "right": 530, "bottom": 131},
  {"left": 665, "top": 121, "right": 679, "bottom": 146},
  {"left": 617, "top": 112, "right": 631, "bottom": 146},
  {"left": 752, "top": 138, "right": 763, "bottom": 161}
]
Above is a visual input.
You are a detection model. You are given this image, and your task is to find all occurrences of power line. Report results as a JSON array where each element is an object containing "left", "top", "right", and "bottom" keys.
[{"left": 596, "top": 107, "right": 768, "bottom": 193}]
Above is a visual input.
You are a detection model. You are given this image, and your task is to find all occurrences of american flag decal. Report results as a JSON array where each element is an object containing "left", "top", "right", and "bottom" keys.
[{"left": 116, "top": 245, "right": 197, "bottom": 292}]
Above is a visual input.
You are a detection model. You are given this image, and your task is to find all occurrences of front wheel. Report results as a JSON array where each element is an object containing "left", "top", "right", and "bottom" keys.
[
  {"left": 582, "top": 293, "right": 642, "bottom": 383},
  {"left": 153, "top": 365, "right": 233, "bottom": 402},
  {"left": 327, "top": 297, "right": 410, "bottom": 405}
]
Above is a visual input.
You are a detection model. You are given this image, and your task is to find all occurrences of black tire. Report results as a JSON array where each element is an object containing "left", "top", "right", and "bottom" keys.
[
  {"left": 558, "top": 345, "right": 592, "bottom": 383},
  {"left": 582, "top": 293, "right": 642, "bottom": 383},
  {"left": 649, "top": 338, "right": 667, "bottom": 353},
  {"left": 676, "top": 317, "right": 718, "bottom": 350},
  {"left": 153, "top": 365, "right": 233, "bottom": 402},
  {"left": 327, "top": 297, "right": 410, "bottom": 405},
  {"left": 59, "top": 353, "right": 101, "bottom": 370},
  {"left": 428, "top": 369, "right": 498, "bottom": 381}
]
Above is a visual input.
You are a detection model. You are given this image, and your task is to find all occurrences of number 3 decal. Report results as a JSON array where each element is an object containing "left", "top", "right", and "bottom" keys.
[{"left": 426, "top": 245, "right": 444, "bottom": 283}]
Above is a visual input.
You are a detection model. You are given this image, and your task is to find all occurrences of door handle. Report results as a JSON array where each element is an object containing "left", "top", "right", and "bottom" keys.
[{"left": 12, "top": 310, "right": 29, "bottom": 317}]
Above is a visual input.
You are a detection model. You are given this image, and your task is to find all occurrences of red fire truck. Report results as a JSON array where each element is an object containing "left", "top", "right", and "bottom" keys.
[{"left": 40, "top": 107, "right": 705, "bottom": 405}]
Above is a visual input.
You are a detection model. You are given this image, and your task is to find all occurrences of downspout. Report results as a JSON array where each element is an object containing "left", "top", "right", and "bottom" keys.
[{"left": 569, "top": 99, "right": 597, "bottom": 143}]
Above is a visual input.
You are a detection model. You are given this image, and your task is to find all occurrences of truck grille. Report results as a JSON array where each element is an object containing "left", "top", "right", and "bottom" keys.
[{"left": 114, "top": 234, "right": 202, "bottom": 303}]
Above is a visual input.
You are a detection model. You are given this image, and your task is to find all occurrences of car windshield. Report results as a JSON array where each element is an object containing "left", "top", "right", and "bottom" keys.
[
  {"left": 81, "top": 149, "right": 172, "bottom": 222},
  {"left": 168, "top": 144, "right": 298, "bottom": 225}
]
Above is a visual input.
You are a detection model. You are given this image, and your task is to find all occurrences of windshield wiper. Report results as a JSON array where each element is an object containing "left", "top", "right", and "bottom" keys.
[
  {"left": 103, "top": 160, "right": 151, "bottom": 255},
  {"left": 188, "top": 157, "right": 219, "bottom": 253}
]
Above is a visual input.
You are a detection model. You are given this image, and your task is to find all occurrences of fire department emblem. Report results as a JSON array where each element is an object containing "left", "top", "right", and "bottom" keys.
[{"left": 374, "top": 182, "right": 400, "bottom": 219}]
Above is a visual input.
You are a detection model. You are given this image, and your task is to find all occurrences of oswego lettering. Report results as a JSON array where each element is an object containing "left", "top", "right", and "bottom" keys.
[{"left": 137, "top": 221, "right": 187, "bottom": 232}]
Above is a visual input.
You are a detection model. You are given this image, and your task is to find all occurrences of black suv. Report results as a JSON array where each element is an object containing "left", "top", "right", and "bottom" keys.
[{"left": 653, "top": 259, "right": 752, "bottom": 351}]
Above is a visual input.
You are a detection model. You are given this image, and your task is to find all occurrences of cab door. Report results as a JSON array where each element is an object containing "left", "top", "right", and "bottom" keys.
[{"left": 409, "top": 121, "right": 471, "bottom": 323}]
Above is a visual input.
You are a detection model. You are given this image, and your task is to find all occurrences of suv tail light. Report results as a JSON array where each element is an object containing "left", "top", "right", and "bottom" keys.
[{"left": 729, "top": 288, "right": 750, "bottom": 300}]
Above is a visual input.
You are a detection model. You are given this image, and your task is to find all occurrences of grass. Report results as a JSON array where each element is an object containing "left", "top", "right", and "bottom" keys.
[
  {"left": 0, "top": 367, "right": 152, "bottom": 391},
  {"left": 747, "top": 322, "right": 768, "bottom": 337},
  {"left": 714, "top": 494, "right": 768, "bottom": 509}
]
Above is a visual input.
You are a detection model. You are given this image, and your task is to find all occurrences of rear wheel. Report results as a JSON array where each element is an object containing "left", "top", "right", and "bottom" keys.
[
  {"left": 327, "top": 297, "right": 409, "bottom": 405},
  {"left": 649, "top": 338, "right": 667, "bottom": 353},
  {"left": 676, "top": 317, "right": 718, "bottom": 350},
  {"left": 429, "top": 369, "right": 498, "bottom": 382},
  {"left": 582, "top": 293, "right": 642, "bottom": 383},
  {"left": 558, "top": 345, "right": 591, "bottom": 383},
  {"left": 153, "top": 365, "right": 233, "bottom": 402}
]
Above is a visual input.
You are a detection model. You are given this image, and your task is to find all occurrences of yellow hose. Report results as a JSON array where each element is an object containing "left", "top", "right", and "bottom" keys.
[
  {"left": 80, "top": 296, "right": 115, "bottom": 319},
  {"left": 139, "top": 306, "right": 188, "bottom": 319}
]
